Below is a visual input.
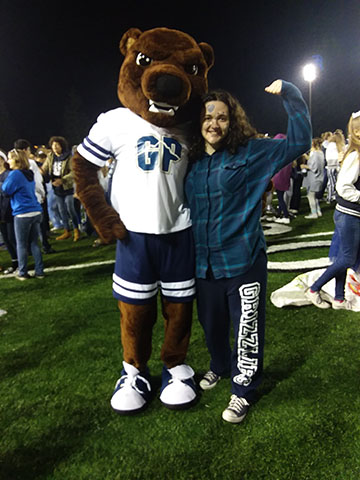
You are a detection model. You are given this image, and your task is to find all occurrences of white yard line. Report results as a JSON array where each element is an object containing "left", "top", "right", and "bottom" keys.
[{"left": 0, "top": 260, "right": 115, "bottom": 280}]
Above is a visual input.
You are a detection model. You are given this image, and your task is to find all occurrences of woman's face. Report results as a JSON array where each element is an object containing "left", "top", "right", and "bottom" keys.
[
  {"left": 52, "top": 141, "right": 63, "bottom": 156},
  {"left": 7, "top": 155, "right": 18, "bottom": 170},
  {"left": 201, "top": 100, "right": 230, "bottom": 154}
]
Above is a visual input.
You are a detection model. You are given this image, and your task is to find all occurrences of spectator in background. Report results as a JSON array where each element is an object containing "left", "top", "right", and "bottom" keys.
[
  {"left": 289, "top": 155, "right": 306, "bottom": 214},
  {"left": 0, "top": 149, "right": 18, "bottom": 274},
  {"left": 301, "top": 137, "right": 325, "bottom": 219},
  {"left": 271, "top": 134, "right": 292, "bottom": 224},
  {"left": 34, "top": 150, "right": 55, "bottom": 253},
  {"left": 41, "top": 136, "right": 80, "bottom": 242},
  {"left": 325, "top": 130, "right": 345, "bottom": 203},
  {"left": 1, "top": 149, "right": 44, "bottom": 280},
  {"left": 14, "top": 139, "right": 45, "bottom": 205},
  {"left": 316, "top": 131, "right": 332, "bottom": 201}
]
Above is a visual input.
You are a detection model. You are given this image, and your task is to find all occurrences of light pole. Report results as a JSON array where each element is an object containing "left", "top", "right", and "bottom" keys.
[{"left": 302, "top": 63, "right": 317, "bottom": 117}]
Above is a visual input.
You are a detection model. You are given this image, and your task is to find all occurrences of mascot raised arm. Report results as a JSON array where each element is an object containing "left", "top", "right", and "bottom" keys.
[{"left": 72, "top": 27, "right": 214, "bottom": 414}]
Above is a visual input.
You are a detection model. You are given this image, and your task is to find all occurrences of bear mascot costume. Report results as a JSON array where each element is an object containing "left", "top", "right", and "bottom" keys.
[{"left": 72, "top": 27, "right": 214, "bottom": 414}]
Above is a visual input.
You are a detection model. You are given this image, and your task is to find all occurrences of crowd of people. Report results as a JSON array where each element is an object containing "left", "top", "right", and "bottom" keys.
[
  {"left": 0, "top": 136, "right": 111, "bottom": 280},
  {"left": 262, "top": 128, "right": 347, "bottom": 223}
]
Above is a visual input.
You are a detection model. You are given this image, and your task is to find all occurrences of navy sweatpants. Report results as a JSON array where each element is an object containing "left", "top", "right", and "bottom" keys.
[{"left": 196, "top": 250, "right": 267, "bottom": 403}]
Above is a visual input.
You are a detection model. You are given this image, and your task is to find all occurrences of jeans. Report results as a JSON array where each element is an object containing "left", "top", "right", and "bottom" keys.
[
  {"left": 54, "top": 193, "right": 79, "bottom": 230},
  {"left": 311, "top": 210, "right": 360, "bottom": 300},
  {"left": 14, "top": 213, "right": 44, "bottom": 276}
]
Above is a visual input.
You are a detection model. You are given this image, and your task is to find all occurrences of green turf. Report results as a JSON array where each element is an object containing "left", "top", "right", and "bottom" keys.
[{"left": 1, "top": 201, "right": 360, "bottom": 480}]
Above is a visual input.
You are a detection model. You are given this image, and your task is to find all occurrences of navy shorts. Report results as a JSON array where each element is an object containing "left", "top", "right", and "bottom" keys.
[{"left": 112, "top": 228, "right": 196, "bottom": 305}]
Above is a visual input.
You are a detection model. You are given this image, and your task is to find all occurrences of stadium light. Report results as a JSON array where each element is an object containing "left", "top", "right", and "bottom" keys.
[{"left": 302, "top": 63, "right": 317, "bottom": 116}]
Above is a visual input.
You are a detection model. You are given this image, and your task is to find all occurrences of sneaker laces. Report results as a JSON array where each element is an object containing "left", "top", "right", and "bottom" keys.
[
  {"left": 227, "top": 395, "right": 249, "bottom": 413},
  {"left": 203, "top": 370, "right": 219, "bottom": 383},
  {"left": 120, "top": 373, "right": 151, "bottom": 395},
  {"left": 119, "top": 362, "right": 151, "bottom": 394}
]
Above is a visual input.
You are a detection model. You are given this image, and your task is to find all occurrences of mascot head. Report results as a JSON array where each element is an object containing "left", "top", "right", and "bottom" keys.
[{"left": 118, "top": 27, "right": 214, "bottom": 127}]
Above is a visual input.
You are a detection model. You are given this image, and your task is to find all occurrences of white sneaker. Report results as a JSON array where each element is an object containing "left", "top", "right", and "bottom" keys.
[
  {"left": 274, "top": 217, "right": 290, "bottom": 224},
  {"left": 332, "top": 299, "right": 352, "bottom": 310},
  {"left": 160, "top": 364, "right": 197, "bottom": 409},
  {"left": 199, "top": 370, "right": 221, "bottom": 390},
  {"left": 304, "top": 213, "right": 319, "bottom": 219},
  {"left": 305, "top": 288, "right": 331, "bottom": 309},
  {"left": 110, "top": 362, "right": 151, "bottom": 414},
  {"left": 222, "top": 395, "right": 250, "bottom": 424}
]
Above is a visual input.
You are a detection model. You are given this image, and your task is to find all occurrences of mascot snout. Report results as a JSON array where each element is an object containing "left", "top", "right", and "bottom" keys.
[{"left": 142, "top": 65, "right": 192, "bottom": 116}]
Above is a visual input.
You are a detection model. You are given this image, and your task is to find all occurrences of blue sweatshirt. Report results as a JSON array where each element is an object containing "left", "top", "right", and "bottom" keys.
[
  {"left": 2, "top": 169, "right": 42, "bottom": 216},
  {"left": 185, "top": 81, "right": 312, "bottom": 279}
]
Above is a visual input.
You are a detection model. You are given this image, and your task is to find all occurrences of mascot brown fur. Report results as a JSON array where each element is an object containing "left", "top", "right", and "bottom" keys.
[{"left": 73, "top": 27, "right": 214, "bottom": 414}]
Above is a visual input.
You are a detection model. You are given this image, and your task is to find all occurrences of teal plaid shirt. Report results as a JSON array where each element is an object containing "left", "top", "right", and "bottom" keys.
[{"left": 185, "top": 81, "right": 312, "bottom": 279}]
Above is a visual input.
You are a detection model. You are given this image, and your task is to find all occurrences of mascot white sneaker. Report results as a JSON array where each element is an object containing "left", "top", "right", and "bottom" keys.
[
  {"left": 160, "top": 364, "right": 197, "bottom": 409},
  {"left": 111, "top": 362, "right": 152, "bottom": 414}
]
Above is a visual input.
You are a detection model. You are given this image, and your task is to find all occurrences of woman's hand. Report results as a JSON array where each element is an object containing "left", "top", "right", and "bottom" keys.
[{"left": 264, "top": 80, "right": 283, "bottom": 95}]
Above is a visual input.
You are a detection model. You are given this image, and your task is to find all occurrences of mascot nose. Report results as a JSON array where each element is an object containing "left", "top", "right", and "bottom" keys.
[{"left": 156, "top": 74, "right": 183, "bottom": 98}]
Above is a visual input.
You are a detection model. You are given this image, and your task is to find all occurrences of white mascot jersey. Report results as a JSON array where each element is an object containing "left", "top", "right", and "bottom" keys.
[{"left": 77, "top": 108, "right": 192, "bottom": 234}]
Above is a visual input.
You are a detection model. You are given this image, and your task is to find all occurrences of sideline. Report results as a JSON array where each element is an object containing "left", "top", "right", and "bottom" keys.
[{"left": 0, "top": 260, "right": 115, "bottom": 280}]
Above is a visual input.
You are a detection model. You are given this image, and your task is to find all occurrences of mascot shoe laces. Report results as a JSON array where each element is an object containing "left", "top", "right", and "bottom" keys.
[
  {"left": 110, "top": 361, "right": 151, "bottom": 414},
  {"left": 160, "top": 364, "right": 197, "bottom": 409}
]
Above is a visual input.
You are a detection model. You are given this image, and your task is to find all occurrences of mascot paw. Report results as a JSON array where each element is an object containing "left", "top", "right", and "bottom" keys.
[
  {"left": 160, "top": 364, "right": 198, "bottom": 410},
  {"left": 110, "top": 361, "right": 151, "bottom": 415},
  {"left": 112, "top": 221, "right": 127, "bottom": 241}
]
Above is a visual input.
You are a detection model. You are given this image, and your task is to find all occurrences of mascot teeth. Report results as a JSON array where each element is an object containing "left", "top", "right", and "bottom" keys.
[{"left": 149, "top": 100, "right": 179, "bottom": 116}]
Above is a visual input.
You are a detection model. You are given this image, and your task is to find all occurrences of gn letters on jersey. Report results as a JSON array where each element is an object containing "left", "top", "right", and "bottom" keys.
[{"left": 77, "top": 108, "right": 191, "bottom": 234}]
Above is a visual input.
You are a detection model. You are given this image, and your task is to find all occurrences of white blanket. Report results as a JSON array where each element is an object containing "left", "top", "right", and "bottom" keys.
[{"left": 270, "top": 269, "right": 360, "bottom": 312}]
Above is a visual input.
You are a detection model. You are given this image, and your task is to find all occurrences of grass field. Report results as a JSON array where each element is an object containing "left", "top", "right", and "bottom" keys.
[{"left": 1, "top": 198, "right": 360, "bottom": 480}]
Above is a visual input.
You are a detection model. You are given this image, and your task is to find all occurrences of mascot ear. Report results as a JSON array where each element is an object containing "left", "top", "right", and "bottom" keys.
[
  {"left": 199, "top": 42, "right": 215, "bottom": 70},
  {"left": 119, "top": 28, "right": 142, "bottom": 56}
]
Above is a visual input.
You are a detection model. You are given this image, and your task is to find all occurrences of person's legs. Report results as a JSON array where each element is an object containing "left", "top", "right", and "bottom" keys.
[
  {"left": 28, "top": 214, "right": 44, "bottom": 276},
  {"left": 227, "top": 250, "right": 267, "bottom": 403},
  {"left": 0, "top": 221, "right": 18, "bottom": 269},
  {"left": 196, "top": 276, "right": 231, "bottom": 377},
  {"left": 54, "top": 195, "right": 70, "bottom": 230},
  {"left": 307, "top": 191, "right": 318, "bottom": 215},
  {"left": 277, "top": 190, "right": 289, "bottom": 218},
  {"left": 13, "top": 216, "right": 30, "bottom": 276},
  {"left": 311, "top": 211, "right": 360, "bottom": 300},
  {"left": 64, "top": 194, "right": 79, "bottom": 229}
]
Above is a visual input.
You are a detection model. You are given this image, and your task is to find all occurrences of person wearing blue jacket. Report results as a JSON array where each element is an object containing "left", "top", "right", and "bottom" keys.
[
  {"left": 2, "top": 149, "right": 44, "bottom": 280},
  {"left": 185, "top": 80, "right": 311, "bottom": 423}
]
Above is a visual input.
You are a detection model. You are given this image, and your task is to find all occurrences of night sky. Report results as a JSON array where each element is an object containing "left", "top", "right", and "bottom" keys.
[{"left": 0, "top": 0, "right": 359, "bottom": 149}]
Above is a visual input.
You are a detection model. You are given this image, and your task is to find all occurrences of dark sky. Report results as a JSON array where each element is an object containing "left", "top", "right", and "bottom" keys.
[{"left": 0, "top": 0, "right": 359, "bottom": 148}]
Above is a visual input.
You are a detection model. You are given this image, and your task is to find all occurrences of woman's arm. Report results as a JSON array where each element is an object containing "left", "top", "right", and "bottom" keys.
[{"left": 264, "top": 80, "right": 312, "bottom": 173}]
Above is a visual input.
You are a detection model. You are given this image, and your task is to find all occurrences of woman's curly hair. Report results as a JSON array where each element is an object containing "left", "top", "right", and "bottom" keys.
[{"left": 189, "top": 90, "right": 258, "bottom": 161}]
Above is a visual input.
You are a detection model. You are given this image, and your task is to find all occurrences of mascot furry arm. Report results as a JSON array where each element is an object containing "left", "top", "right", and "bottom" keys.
[{"left": 72, "top": 156, "right": 126, "bottom": 243}]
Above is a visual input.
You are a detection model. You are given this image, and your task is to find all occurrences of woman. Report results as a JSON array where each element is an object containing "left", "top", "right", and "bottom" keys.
[
  {"left": 185, "top": 80, "right": 311, "bottom": 423},
  {"left": 306, "top": 112, "right": 360, "bottom": 310},
  {"left": 0, "top": 150, "right": 18, "bottom": 273},
  {"left": 325, "top": 130, "right": 345, "bottom": 203},
  {"left": 271, "top": 135, "right": 292, "bottom": 224},
  {"left": 2, "top": 149, "right": 44, "bottom": 280},
  {"left": 41, "top": 136, "right": 80, "bottom": 241},
  {"left": 301, "top": 137, "right": 325, "bottom": 219}
]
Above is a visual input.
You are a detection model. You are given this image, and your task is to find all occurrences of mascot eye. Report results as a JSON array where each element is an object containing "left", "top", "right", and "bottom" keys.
[
  {"left": 184, "top": 64, "right": 199, "bottom": 76},
  {"left": 136, "top": 52, "right": 152, "bottom": 67}
]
